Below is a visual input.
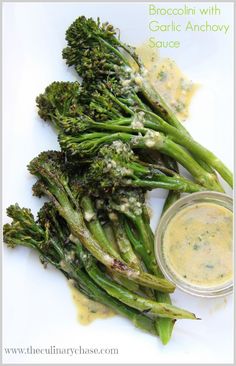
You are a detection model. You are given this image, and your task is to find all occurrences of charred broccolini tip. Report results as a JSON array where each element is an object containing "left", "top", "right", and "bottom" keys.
[
  {"left": 36, "top": 80, "right": 134, "bottom": 134},
  {"left": 28, "top": 150, "right": 80, "bottom": 217},
  {"left": 37, "top": 201, "right": 71, "bottom": 241},
  {"left": 61, "top": 16, "right": 174, "bottom": 121},
  {"left": 62, "top": 16, "right": 135, "bottom": 84},
  {"left": 80, "top": 81, "right": 135, "bottom": 121},
  {"left": 3, "top": 204, "right": 46, "bottom": 250},
  {"left": 36, "top": 81, "right": 84, "bottom": 126},
  {"left": 28, "top": 150, "right": 65, "bottom": 174},
  {"left": 82, "top": 140, "right": 135, "bottom": 191},
  {"left": 62, "top": 17, "right": 146, "bottom": 121},
  {"left": 28, "top": 150, "right": 68, "bottom": 191},
  {"left": 61, "top": 16, "right": 178, "bottom": 124},
  {"left": 3, "top": 203, "right": 65, "bottom": 268},
  {"left": 36, "top": 81, "right": 96, "bottom": 134}
]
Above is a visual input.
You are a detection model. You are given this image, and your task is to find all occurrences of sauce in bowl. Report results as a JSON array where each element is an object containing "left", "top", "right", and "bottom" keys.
[
  {"left": 155, "top": 192, "right": 233, "bottom": 297},
  {"left": 163, "top": 202, "right": 233, "bottom": 288}
]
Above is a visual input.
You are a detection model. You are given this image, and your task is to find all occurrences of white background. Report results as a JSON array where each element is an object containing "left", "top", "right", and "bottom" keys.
[{"left": 2, "top": 2, "right": 234, "bottom": 364}]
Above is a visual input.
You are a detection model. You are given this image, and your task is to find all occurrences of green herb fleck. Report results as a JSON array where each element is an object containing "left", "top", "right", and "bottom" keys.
[
  {"left": 158, "top": 70, "right": 167, "bottom": 81},
  {"left": 175, "top": 101, "right": 185, "bottom": 113}
]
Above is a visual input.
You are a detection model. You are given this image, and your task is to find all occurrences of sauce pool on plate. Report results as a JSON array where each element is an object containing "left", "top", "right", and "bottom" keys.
[
  {"left": 69, "top": 280, "right": 116, "bottom": 325},
  {"left": 136, "top": 43, "right": 199, "bottom": 121},
  {"left": 162, "top": 202, "right": 233, "bottom": 288}
]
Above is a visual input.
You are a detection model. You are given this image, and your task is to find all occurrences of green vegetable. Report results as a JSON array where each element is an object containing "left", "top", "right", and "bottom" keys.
[
  {"left": 81, "top": 141, "right": 206, "bottom": 193},
  {"left": 27, "top": 150, "right": 175, "bottom": 292},
  {"left": 3, "top": 203, "right": 157, "bottom": 335},
  {"left": 62, "top": 16, "right": 231, "bottom": 188},
  {"left": 36, "top": 81, "right": 226, "bottom": 190},
  {"left": 6, "top": 15, "right": 232, "bottom": 347}
]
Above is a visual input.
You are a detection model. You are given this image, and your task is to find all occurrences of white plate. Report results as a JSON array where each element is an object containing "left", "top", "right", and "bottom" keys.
[{"left": 2, "top": 2, "right": 234, "bottom": 364}]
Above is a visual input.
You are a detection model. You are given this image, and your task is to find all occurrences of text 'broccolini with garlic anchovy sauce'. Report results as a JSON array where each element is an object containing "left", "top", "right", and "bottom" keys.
[{"left": 4, "top": 16, "right": 232, "bottom": 346}]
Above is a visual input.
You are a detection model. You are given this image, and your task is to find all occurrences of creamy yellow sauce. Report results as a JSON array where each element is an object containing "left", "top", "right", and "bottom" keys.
[
  {"left": 163, "top": 203, "right": 233, "bottom": 288},
  {"left": 136, "top": 44, "right": 198, "bottom": 121},
  {"left": 69, "top": 281, "right": 116, "bottom": 325}
]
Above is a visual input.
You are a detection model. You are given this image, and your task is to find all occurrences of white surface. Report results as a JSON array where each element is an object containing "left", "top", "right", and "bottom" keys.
[{"left": 2, "top": 2, "right": 234, "bottom": 364}]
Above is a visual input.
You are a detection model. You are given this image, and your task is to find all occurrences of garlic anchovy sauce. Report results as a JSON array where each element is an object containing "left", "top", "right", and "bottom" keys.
[
  {"left": 136, "top": 43, "right": 198, "bottom": 121},
  {"left": 162, "top": 203, "right": 233, "bottom": 288},
  {"left": 69, "top": 280, "right": 115, "bottom": 325}
]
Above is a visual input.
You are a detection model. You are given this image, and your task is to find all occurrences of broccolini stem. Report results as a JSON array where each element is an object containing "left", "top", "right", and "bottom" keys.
[
  {"left": 80, "top": 196, "right": 140, "bottom": 292},
  {"left": 105, "top": 268, "right": 140, "bottom": 293},
  {"left": 132, "top": 220, "right": 175, "bottom": 344},
  {"left": 143, "top": 111, "right": 232, "bottom": 187},
  {"left": 103, "top": 88, "right": 134, "bottom": 116},
  {"left": 124, "top": 220, "right": 154, "bottom": 272},
  {"left": 99, "top": 37, "right": 131, "bottom": 67},
  {"left": 122, "top": 205, "right": 175, "bottom": 344},
  {"left": 133, "top": 135, "right": 222, "bottom": 191},
  {"left": 80, "top": 196, "right": 121, "bottom": 259},
  {"left": 130, "top": 177, "right": 205, "bottom": 193},
  {"left": 131, "top": 215, "right": 159, "bottom": 275},
  {"left": 139, "top": 78, "right": 190, "bottom": 134},
  {"left": 158, "top": 187, "right": 180, "bottom": 344},
  {"left": 111, "top": 215, "right": 143, "bottom": 271},
  {"left": 86, "top": 121, "right": 146, "bottom": 134},
  {"left": 102, "top": 223, "right": 119, "bottom": 252},
  {"left": 162, "top": 191, "right": 181, "bottom": 214},
  {"left": 139, "top": 77, "right": 219, "bottom": 182}
]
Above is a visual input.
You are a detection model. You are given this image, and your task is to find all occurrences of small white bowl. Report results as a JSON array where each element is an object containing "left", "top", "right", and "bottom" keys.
[{"left": 155, "top": 191, "right": 233, "bottom": 298}]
